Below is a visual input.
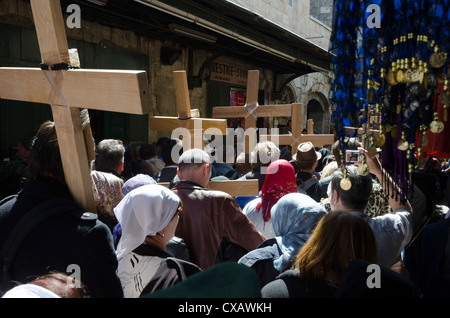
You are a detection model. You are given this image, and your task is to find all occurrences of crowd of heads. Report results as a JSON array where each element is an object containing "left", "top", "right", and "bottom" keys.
[{"left": 1, "top": 120, "right": 439, "bottom": 298}]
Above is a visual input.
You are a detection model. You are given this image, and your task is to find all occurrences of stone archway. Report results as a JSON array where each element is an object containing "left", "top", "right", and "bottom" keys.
[{"left": 306, "top": 91, "right": 330, "bottom": 134}]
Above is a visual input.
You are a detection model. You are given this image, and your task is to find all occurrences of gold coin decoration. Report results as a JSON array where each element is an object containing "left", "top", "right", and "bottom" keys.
[
  {"left": 395, "top": 70, "right": 405, "bottom": 83},
  {"left": 390, "top": 126, "right": 398, "bottom": 139},
  {"left": 397, "top": 138, "right": 409, "bottom": 151},
  {"left": 376, "top": 133, "right": 386, "bottom": 147},
  {"left": 358, "top": 162, "right": 370, "bottom": 176},
  {"left": 405, "top": 69, "right": 424, "bottom": 83},
  {"left": 340, "top": 177, "right": 352, "bottom": 191},
  {"left": 387, "top": 72, "right": 398, "bottom": 85},
  {"left": 384, "top": 123, "right": 392, "bottom": 132},
  {"left": 430, "top": 52, "right": 447, "bottom": 68},
  {"left": 430, "top": 120, "right": 444, "bottom": 134},
  {"left": 368, "top": 145, "right": 378, "bottom": 158}
]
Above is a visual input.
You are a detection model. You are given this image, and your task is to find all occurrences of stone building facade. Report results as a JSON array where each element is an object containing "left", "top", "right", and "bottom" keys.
[
  {"left": 0, "top": 0, "right": 331, "bottom": 159},
  {"left": 228, "top": 0, "right": 333, "bottom": 133}
]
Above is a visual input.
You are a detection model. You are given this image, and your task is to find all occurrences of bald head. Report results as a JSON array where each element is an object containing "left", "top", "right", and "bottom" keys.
[{"left": 177, "top": 149, "right": 212, "bottom": 187}]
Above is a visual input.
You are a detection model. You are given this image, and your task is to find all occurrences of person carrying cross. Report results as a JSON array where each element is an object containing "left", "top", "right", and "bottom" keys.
[{"left": 0, "top": 121, "right": 123, "bottom": 298}]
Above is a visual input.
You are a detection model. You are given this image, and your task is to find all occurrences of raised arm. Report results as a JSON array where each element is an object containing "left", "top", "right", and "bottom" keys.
[{"left": 359, "top": 148, "right": 412, "bottom": 213}]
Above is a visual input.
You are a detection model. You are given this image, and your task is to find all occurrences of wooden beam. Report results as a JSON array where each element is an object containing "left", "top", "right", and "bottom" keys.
[
  {"left": 291, "top": 102, "right": 302, "bottom": 152},
  {"left": 30, "top": 0, "right": 70, "bottom": 65},
  {"left": 0, "top": 0, "right": 151, "bottom": 211},
  {"left": 0, "top": 68, "right": 149, "bottom": 114},
  {"left": 27, "top": 0, "right": 94, "bottom": 211},
  {"left": 266, "top": 134, "right": 335, "bottom": 147},
  {"left": 212, "top": 104, "right": 292, "bottom": 119},
  {"left": 260, "top": 103, "right": 335, "bottom": 149},
  {"left": 242, "top": 70, "right": 259, "bottom": 131},
  {"left": 149, "top": 70, "right": 227, "bottom": 151},
  {"left": 149, "top": 117, "right": 227, "bottom": 134},
  {"left": 158, "top": 179, "right": 259, "bottom": 197},
  {"left": 173, "top": 70, "right": 192, "bottom": 121},
  {"left": 51, "top": 105, "right": 96, "bottom": 211}
]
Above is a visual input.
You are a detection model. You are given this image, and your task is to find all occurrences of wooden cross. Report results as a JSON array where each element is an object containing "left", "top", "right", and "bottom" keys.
[
  {"left": 212, "top": 70, "right": 291, "bottom": 152},
  {"left": 149, "top": 70, "right": 228, "bottom": 150},
  {"left": 148, "top": 71, "right": 260, "bottom": 197},
  {"left": 0, "top": 0, "right": 149, "bottom": 211},
  {"left": 260, "top": 104, "right": 335, "bottom": 152},
  {"left": 212, "top": 69, "right": 334, "bottom": 153}
]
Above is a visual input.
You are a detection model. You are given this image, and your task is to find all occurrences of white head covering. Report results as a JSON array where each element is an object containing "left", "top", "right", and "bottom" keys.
[
  {"left": 2, "top": 284, "right": 60, "bottom": 298},
  {"left": 114, "top": 184, "right": 180, "bottom": 260}
]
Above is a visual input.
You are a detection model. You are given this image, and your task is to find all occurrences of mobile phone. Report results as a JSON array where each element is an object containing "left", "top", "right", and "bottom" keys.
[{"left": 345, "top": 150, "right": 363, "bottom": 163}]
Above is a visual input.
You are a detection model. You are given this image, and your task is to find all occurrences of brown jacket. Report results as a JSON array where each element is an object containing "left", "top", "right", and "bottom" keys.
[{"left": 172, "top": 181, "right": 266, "bottom": 269}]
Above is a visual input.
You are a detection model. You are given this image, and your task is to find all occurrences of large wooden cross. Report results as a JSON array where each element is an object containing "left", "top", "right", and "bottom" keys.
[
  {"left": 0, "top": 0, "right": 149, "bottom": 211},
  {"left": 212, "top": 70, "right": 334, "bottom": 153},
  {"left": 149, "top": 70, "right": 228, "bottom": 150}
]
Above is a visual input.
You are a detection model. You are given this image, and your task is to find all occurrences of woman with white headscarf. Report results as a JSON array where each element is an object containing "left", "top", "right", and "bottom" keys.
[
  {"left": 114, "top": 184, "right": 201, "bottom": 298},
  {"left": 238, "top": 192, "right": 327, "bottom": 287}
]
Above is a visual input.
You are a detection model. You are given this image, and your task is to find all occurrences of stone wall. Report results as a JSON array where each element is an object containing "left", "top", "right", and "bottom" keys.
[
  {"left": 0, "top": 0, "right": 330, "bottom": 140},
  {"left": 0, "top": 0, "right": 236, "bottom": 142}
]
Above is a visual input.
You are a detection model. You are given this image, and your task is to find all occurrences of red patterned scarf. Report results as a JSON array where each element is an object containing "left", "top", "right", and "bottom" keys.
[{"left": 256, "top": 159, "right": 298, "bottom": 222}]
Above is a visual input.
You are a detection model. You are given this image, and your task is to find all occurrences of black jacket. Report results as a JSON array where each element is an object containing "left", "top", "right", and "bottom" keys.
[
  {"left": 0, "top": 178, "right": 123, "bottom": 298},
  {"left": 261, "top": 270, "right": 337, "bottom": 298}
]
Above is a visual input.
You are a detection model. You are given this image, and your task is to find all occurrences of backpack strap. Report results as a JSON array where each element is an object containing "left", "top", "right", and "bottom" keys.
[
  {"left": 299, "top": 177, "right": 318, "bottom": 191},
  {"left": 1, "top": 197, "right": 82, "bottom": 271}
]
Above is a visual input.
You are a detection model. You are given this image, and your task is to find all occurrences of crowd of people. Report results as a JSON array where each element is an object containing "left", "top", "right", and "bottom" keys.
[{"left": 0, "top": 120, "right": 449, "bottom": 298}]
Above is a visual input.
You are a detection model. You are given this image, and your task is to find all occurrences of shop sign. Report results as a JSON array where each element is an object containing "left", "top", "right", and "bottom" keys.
[{"left": 208, "top": 59, "right": 249, "bottom": 86}]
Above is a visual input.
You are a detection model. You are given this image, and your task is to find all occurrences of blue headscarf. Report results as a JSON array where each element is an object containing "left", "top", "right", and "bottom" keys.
[{"left": 271, "top": 193, "right": 327, "bottom": 271}]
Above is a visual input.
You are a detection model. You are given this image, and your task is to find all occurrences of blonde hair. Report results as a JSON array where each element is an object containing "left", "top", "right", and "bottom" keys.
[
  {"left": 292, "top": 211, "right": 377, "bottom": 287},
  {"left": 320, "top": 160, "right": 338, "bottom": 179}
]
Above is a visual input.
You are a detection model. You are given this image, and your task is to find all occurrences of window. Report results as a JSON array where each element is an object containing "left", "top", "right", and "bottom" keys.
[{"left": 309, "top": 0, "right": 333, "bottom": 28}]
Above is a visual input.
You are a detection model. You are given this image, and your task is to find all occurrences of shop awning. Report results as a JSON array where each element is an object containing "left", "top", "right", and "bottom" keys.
[{"left": 62, "top": 0, "right": 331, "bottom": 76}]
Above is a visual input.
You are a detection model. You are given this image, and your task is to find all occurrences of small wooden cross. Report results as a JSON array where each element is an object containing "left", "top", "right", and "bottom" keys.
[
  {"left": 260, "top": 104, "right": 335, "bottom": 152},
  {"left": 212, "top": 70, "right": 292, "bottom": 152},
  {"left": 149, "top": 70, "right": 228, "bottom": 150},
  {"left": 0, "top": 0, "right": 149, "bottom": 211}
]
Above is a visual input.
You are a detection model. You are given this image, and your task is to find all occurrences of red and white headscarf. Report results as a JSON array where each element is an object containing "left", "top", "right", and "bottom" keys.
[{"left": 256, "top": 159, "right": 298, "bottom": 222}]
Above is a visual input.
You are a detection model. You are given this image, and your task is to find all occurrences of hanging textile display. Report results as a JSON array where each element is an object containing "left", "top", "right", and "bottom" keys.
[{"left": 330, "top": 0, "right": 450, "bottom": 203}]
